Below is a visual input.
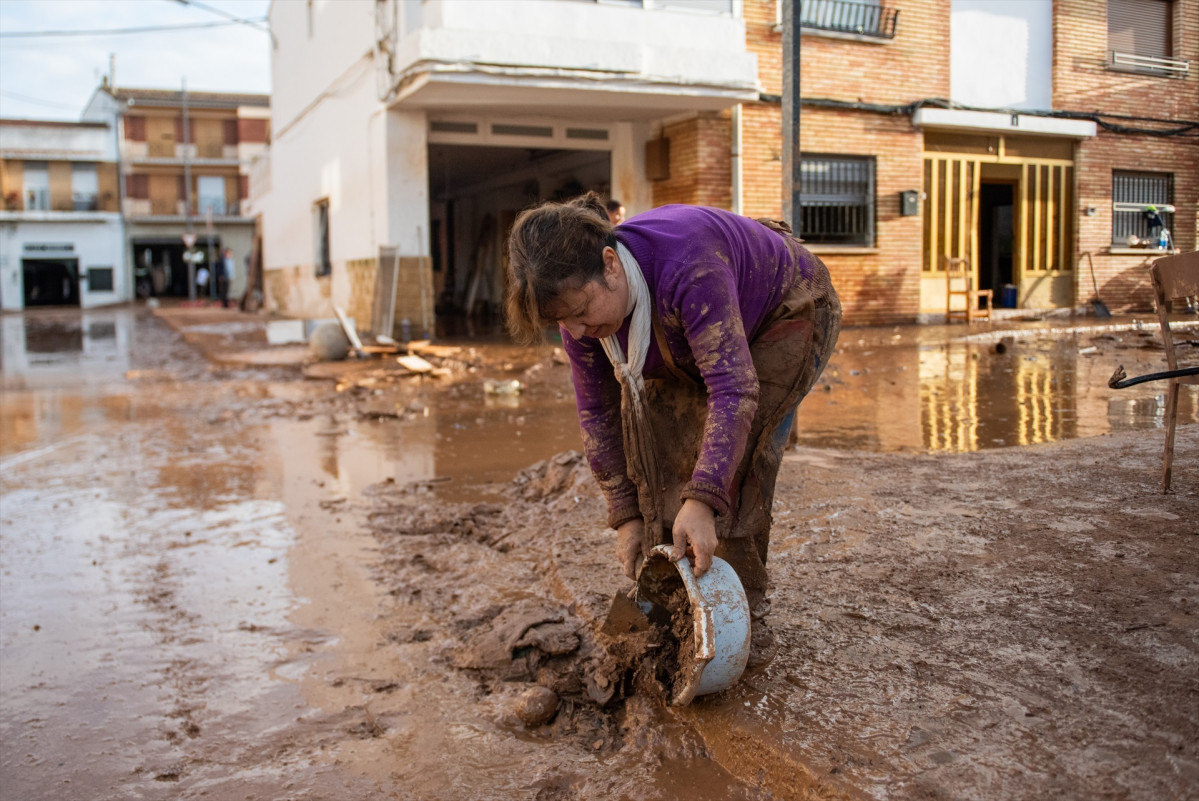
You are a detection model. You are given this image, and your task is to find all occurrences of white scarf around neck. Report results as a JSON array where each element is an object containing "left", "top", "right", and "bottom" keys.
[{"left": 599, "top": 242, "right": 651, "bottom": 394}]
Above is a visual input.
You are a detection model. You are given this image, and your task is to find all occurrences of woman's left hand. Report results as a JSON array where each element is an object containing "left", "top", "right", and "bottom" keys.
[{"left": 670, "top": 499, "right": 718, "bottom": 577}]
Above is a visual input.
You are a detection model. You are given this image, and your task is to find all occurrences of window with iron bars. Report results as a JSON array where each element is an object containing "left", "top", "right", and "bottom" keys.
[
  {"left": 1111, "top": 170, "right": 1173, "bottom": 246},
  {"left": 800, "top": 155, "right": 875, "bottom": 246},
  {"left": 780, "top": 0, "right": 899, "bottom": 40}
]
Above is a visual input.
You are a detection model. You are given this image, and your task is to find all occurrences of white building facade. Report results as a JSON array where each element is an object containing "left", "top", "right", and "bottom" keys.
[
  {"left": 0, "top": 119, "right": 126, "bottom": 310},
  {"left": 260, "top": 0, "right": 758, "bottom": 336}
]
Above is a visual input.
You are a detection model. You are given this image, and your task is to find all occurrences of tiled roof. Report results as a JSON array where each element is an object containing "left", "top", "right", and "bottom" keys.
[
  {"left": 107, "top": 87, "right": 270, "bottom": 109},
  {"left": 0, "top": 118, "right": 109, "bottom": 128}
]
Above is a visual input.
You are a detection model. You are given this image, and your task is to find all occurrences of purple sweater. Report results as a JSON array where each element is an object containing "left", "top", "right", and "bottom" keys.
[{"left": 561, "top": 205, "right": 824, "bottom": 527}]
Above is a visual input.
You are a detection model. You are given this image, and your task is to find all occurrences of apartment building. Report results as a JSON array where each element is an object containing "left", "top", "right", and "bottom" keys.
[
  {"left": 0, "top": 118, "right": 124, "bottom": 310},
  {"left": 82, "top": 81, "right": 270, "bottom": 301},
  {"left": 260, "top": 0, "right": 1195, "bottom": 335},
  {"left": 732, "top": 0, "right": 1196, "bottom": 322}
]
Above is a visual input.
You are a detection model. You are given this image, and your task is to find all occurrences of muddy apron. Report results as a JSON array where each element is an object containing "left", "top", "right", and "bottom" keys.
[{"left": 625, "top": 227, "right": 841, "bottom": 612}]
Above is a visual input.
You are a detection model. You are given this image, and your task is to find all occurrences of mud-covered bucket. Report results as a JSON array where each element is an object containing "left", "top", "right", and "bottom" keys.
[{"left": 636, "top": 544, "right": 751, "bottom": 706}]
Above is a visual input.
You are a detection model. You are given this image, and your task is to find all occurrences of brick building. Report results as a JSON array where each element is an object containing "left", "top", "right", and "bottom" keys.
[{"left": 651, "top": 0, "right": 1196, "bottom": 325}]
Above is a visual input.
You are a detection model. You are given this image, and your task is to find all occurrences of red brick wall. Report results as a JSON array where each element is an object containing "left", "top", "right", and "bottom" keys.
[
  {"left": 651, "top": 112, "right": 733, "bottom": 210},
  {"left": 1055, "top": 0, "right": 1199, "bottom": 312},
  {"left": 652, "top": 0, "right": 1195, "bottom": 321},
  {"left": 735, "top": 0, "right": 949, "bottom": 325}
]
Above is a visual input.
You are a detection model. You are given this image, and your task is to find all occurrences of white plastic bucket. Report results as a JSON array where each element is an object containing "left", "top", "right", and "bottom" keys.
[{"left": 636, "top": 544, "right": 751, "bottom": 705}]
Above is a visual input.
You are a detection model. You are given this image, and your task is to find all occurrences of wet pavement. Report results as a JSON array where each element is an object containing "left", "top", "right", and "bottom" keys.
[{"left": 1, "top": 304, "right": 1196, "bottom": 800}]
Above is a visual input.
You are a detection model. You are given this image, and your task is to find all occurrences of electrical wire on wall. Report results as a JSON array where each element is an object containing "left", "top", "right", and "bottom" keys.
[{"left": 755, "top": 94, "right": 1199, "bottom": 138}]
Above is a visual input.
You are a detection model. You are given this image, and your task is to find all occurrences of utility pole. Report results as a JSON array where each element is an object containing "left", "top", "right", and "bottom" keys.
[
  {"left": 782, "top": 0, "right": 802, "bottom": 233},
  {"left": 183, "top": 78, "right": 196, "bottom": 300}
]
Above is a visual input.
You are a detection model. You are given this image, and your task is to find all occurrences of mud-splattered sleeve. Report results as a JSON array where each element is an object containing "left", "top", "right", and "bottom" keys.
[
  {"left": 666, "top": 265, "right": 759, "bottom": 517},
  {"left": 561, "top": 327, "right": 641, "bottom": 529}
]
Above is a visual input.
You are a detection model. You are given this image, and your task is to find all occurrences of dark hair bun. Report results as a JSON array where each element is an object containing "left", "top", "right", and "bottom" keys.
[{"left": 567, "top": 191, "right": 610, "bottom": 223}]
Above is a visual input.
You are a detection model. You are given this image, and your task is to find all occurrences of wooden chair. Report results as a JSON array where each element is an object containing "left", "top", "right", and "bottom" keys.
[
  {"left": 944, "top": 256, "right": 993, "bottom": 323},
  {"left": 1151, "top": 251, "right": 1199, "bottom": 492}
]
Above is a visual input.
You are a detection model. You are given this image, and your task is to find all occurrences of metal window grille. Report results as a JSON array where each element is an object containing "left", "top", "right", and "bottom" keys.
[
  {"left": 800, "top": 155, "right": 875, "bottom": 246},
  {"left": 1112, "top": 170, "right": 1173, "bottom": 245},
  {"left": 800, "top": 0, "right": 898, "bottom": 40}
]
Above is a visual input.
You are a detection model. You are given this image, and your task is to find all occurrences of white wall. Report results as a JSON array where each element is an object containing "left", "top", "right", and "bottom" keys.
[
  {"left": 398, "top": 0, "right": 754, "bottom": 90},
  {"left": 383, "top": 109, "right": 430, "bottom": 254},
  {"left": 265, "top": 0, "right": 400, "bottom": 316},
  {"left": 0, "top": 216, "right": 126, "bottom": 310},
  {"left": 270, "top": 0, "right": 378, "bottom": 131},
  {"left": 0, "top": 122, "right": 116, "bottom": 161},
  {"left": 950, "top": 0, "right": 1053, "bottom": 110}
]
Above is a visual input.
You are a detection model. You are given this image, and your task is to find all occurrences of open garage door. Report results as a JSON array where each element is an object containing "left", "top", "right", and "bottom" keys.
[
  {"left": 22, "top": 258, "right": 80, "bottom": 307},
  {"left": 427, "top": 142, "right": 611, "bottom": 337}
]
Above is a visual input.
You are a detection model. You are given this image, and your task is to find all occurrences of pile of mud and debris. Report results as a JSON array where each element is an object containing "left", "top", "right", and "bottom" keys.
[{"left": 362, "top": 450, "right": 707, "bottom": 747}]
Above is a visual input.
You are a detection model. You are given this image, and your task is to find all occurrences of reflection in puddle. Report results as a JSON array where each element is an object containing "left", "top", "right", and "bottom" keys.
[
  {"left": 794, "top": 330, "right": 1196, "bottom": 454},
  {"left": 1, "top": 311, "right": 131, "bottom": 382}
]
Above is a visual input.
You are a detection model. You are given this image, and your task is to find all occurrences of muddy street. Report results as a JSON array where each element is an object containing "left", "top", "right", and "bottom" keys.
[{"left": 1, "top": 305, "right": 1197, "bottom": 801}]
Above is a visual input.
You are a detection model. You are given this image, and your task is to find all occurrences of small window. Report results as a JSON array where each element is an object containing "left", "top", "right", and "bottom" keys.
[
  {"left": 87, "top": 267, "right": 114, "bottom": 292},
  {"left": 1107, "top": 0, "right": 1187, "bottom": 76},
  {"left": 72, "top": 163, "right": 99, "bottom": 211},
  {"left": 792, "top": 0, "right": 897, "bottom": 40},
  {"left": 491, "top": 124, "right": 553, "bottom": 138},
  {"left": 431, "top": 121, "right": 478, "bottom": 134},
  {"left": 566, "top": 128, "right": 609, "bottom": 141},
  {"left": 1112, "top": 170, "right": 1173, "bottom": 247},
  {"left": 799, "top": 155, "right": 875, "bottom": 246},
  {"left": 197, "top": 176, "right": 226, "bottom": 216},
  {"left": 315, "top": 199, "right": 331, "bottom": 277}
]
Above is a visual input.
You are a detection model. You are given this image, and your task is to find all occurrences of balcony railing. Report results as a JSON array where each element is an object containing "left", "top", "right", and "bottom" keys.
[
  {"left": 134, "top": 198, "right": 244, "bottom": 218},
  {"left": 801, "top": 0, "right": 898, "bottom": 40},
  {"left": 1109, "top": 51, "right": 1189, "bottom": 78},
  {"left": 24, "top": 188, "right": 50, "bottom": 211}
]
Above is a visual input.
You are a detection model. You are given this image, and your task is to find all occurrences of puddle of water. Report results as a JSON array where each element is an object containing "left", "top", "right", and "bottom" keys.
[
  {"left": 1, "top": 384, "right": 761, "bottom": 800},
  {"left": 792, "top": 330, "right": 1197, "bottom": 453}
]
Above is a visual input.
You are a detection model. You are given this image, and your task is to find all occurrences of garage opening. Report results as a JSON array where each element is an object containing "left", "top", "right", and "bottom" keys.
[
  {"left": 132, "top": 236, "right": 221, "bottom": 299},
  {"left": 428, "top": 143, "right": 611, "bottom": 338},
  {"left": 23, "top": 258, "right": 80, "bottom": 307}
]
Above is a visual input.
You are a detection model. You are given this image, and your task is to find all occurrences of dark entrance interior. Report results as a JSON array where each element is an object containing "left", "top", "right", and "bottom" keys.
[
  {"left": 23, "top": 258, "right": 80, "bottom": 307},
  {"left": 132, "top": 236, "right": 221, "bottom": 298},
  {"left": 427, "top": 144, "right": 610, "bottom": 338},
  {"left": 978, "top": 183, "right": 1014, "bottom": 297}
]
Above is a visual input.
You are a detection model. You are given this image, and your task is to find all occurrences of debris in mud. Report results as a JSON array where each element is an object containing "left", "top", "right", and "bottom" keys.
[
  {"left": 453, "top": 599, "right": 580, "bottom": 680},
  {"left": 514, "top": 685, "right": 560, "bottom": 727},
  {"left": 483, "top": 378, "right": 524, "bottom": 396},
  {"left": 508, "top": 451, "right": 591, "bottom": 503}
]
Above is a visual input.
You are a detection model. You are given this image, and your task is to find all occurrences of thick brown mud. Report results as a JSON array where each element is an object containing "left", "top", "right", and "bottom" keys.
[{"left": 1, "top": 306, "right": 1196, "bottom": 800}]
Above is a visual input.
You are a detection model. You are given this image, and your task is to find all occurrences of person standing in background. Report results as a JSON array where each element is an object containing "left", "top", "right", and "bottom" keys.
[
  {"left": 605, "top": 198, "right": 625, "bottom": 225},
  {"left": 217, "top": 247, "right": 235, "bottom": 308}
]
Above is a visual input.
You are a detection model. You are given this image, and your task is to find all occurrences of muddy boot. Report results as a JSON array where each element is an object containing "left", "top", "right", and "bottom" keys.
[{"left": 746, "top": 617, "right": 776, "bottom": 669}]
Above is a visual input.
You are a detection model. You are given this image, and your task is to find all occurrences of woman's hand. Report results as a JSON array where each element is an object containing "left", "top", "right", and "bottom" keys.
[
  {"left": 670, "top": 499, "right": 717, "bottom": 577},
  {"left": 616, "top": 518, "right": 646, "bottom": 580}
]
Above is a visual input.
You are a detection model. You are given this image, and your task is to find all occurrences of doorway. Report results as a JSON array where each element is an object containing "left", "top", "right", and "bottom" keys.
[
  {"left": 978, "top": 182, "right": 1014, "bottom": 297},
  {"left": 132, "top": 236, "right": 221, "bottom": 298},
  {"left": 23, "top": 258, "right": 80, "bottom": 307},
  {"left": 427, "top": 143, "right": 610, "bottom": 337}
]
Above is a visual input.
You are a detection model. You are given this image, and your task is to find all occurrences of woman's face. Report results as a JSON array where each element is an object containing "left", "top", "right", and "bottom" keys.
[{"left": 549, "top": 247, "right": 629, "bottom": 340}]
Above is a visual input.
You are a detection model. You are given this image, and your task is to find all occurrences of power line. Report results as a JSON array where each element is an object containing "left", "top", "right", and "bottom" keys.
[
  {"left": 0, "top": 90, "right": 84, "bottom": 110},
  {"left": 171, "top": 0, "right": 271, "bottom": 35},
  {"left": 0, "top": 18, "right": 267, "bottom": 39}
]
